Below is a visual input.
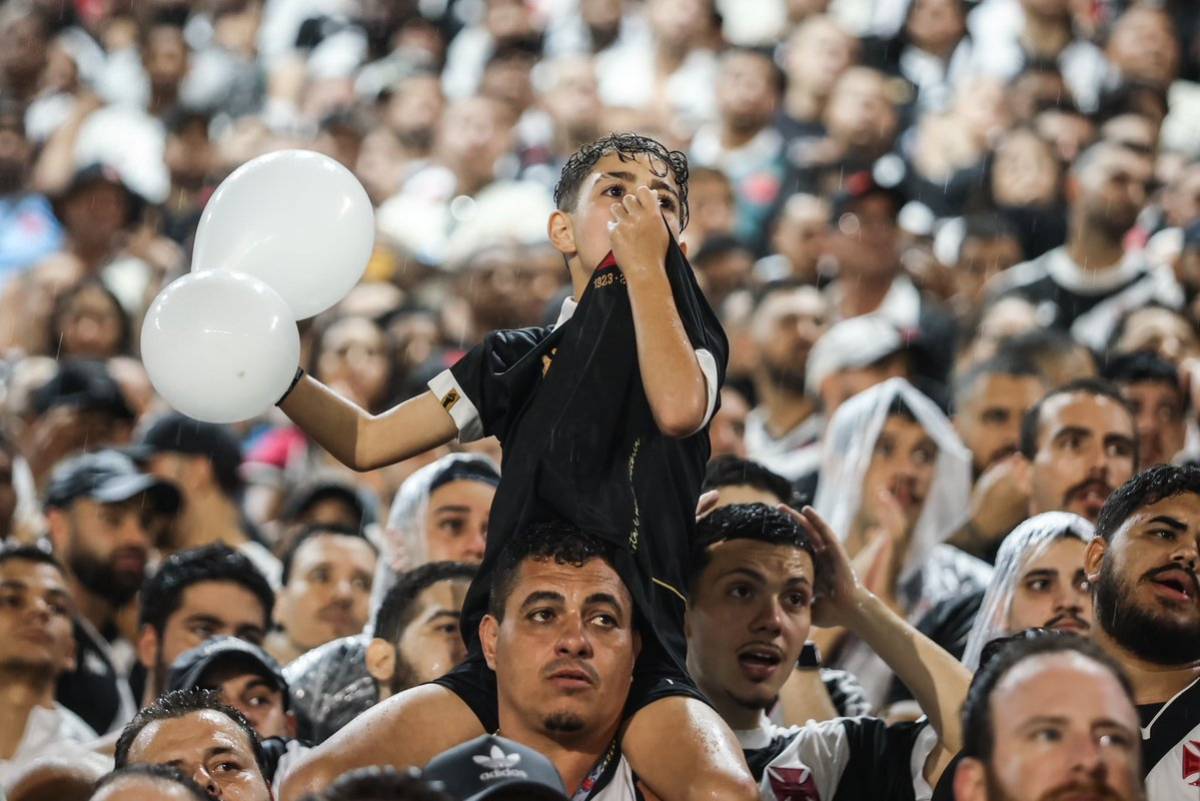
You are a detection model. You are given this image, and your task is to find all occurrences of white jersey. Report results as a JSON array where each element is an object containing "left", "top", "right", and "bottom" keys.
[{"left": 1141, "top": 675, "right": 1200, "bottom": 799}]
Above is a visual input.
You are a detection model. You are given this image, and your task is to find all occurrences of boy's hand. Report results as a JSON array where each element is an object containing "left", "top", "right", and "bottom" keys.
[
  {"left": 786, "top": 505, "right": 871, "bottom": 630},
  {"left": 609, "top": 185, "right": 670, "bottom": 281}
]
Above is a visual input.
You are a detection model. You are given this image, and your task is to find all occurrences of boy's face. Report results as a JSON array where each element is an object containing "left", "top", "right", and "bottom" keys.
[{"left": 553, "top": 151, "right": 685, "bottom": 276}]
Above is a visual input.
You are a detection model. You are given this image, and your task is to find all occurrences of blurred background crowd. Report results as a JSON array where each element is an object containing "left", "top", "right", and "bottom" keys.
[{"left": 2, "top": 0, "right": 1200, "bottom": 796}]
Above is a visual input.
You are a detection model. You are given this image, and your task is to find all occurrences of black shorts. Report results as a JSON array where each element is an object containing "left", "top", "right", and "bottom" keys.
[{"left": 432, "top": 650, "right": 711, "bottom": 733}]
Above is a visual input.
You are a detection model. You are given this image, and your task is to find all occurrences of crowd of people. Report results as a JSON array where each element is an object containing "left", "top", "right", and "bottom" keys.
[{"left": 2, "top": 0, "right": 1200, "bottom": 799}]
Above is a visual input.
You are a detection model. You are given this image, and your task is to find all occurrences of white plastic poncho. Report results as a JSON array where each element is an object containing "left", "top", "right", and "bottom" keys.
[
  {"left": 961, "top": 512, "right": 1094, "bottom": 671},
  {"left": 368, "top": 452, "right": 499, "bottom": 619},
  {"left": 813, "top": 376, "right": 973, "bottom": 583}
]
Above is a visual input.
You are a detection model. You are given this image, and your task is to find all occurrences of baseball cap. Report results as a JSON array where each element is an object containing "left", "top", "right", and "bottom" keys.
[
  {"left": 423, "top": 735, "right": 570, "bottom": 801},
  {"left": 132, "top": 413, "right": 242, "bottom": 491},
  {"left": 44, "top": 449, "right": 181, "bottom": 512},
  {"left": 279, "top": 475, "right": 378, "bottom": 528},
  {"left": 166, "top": 636, "right": 289, "bottom": 707},
  {"left": 32, "top": 360, "right": 134, "bottom": 420},
  {"left": 804, "top": 315, "right": 905, "bottom": 397}
]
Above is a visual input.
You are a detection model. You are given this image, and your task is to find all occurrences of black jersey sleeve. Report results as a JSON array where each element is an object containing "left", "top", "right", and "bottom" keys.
[{"left": 426, "top": 326, "right": 553, "bottom": 444}]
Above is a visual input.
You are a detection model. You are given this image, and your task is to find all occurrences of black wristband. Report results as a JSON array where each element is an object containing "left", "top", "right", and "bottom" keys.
[
  {"left": 276, "top": 367, "right": 305, "bottom": 406},
  {"left": 797, "top": 642, "right": 822, "bottom": 670}
]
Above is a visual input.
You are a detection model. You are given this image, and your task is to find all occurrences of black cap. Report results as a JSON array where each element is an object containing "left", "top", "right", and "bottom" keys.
[
  {"left": 166, "top": 636, "right": 289, "bottom": 707},
  {"left": 831, "top": 155, "right": 908, "bottom": 220},
  {"left": 44, "top": 449, "right": 181, "bottom": 512},
  {"left": 279, "top": 475, "right": 377, "bottom": 527},
  {"left": 423, "top": 735, "right": 571, "bottom": 801},
  {"left": 52, "top": 162, "right": 145, "bottom": 224},
  {"left": 132, "top": 413, "right": 243, "bottom": 493},
  {"left": 32, "top": 360, "right": 134, "bottom": 420}
]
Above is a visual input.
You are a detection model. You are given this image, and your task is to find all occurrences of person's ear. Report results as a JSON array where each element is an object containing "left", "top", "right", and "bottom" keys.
[
  {"left": 679, "top": 239, "right": 689, "bottom": 258},
  {"left": 953, "top": 757, "right": 989, "bottom": 801},
  {"left": 1085, "top": 534, "right": 1108, "bottom": 585},
  {"left": 137, "top": 624, "right": 159, "bottom": 671},
  {"left": 365, "top": 638, "right": 396, "bottom": 685},
  {"left": 480, "top": 614, "right": 500, "bottom": 671},
  {"left": 547, "top": 209, "right": 576, "bottom": 258},
  {"left": 45, "top": 508, "right": 69, "bottom": 556}
]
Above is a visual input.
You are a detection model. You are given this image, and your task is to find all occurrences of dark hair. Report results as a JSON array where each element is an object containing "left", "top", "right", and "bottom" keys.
[
  {"left": 687, "top": 503, "right": 815, "bottom": 598},
  {"left": 961, "top": 213, "right": 1019, "bottom": 247},
  {"left": 961, "top": 633, "right": 1134, "bottom": 762},
  {"left": 886, "top": 394, "right": 918, "bottom": 423},
  {"left": 995, "top": 328, "right": 1096, "bottom": 381},
  {"left": 951, "top": 352, "right": 1043, "bottom": 412},
  {"left": 0, "top": 542, "right": 64, "bottom": 573},
  {"left": 1019, "top": 378, "right": 1135, "bottom": 462},
  {"left": 50, "top": 278, "right": 132, "bottom": 358},
  {"left": 1095, "top": 464, "right": 1200, "bottom": 541},
  {"left": 553, "top": 133, "right": 690, "bottom": 230},
  {"left": 488, "top": 521, "right": 618, "bottom": 621},
  {"left": 702, "top": 456, "right": 794, "bottom": 505},
  {"left": 693, "top": 235, "right": 753, "bottom": 268},
  {"left": 93, "top": 764, "right": 208, "bottom": 800},
  {"left": 299, "top": 766, "right": 453, "bottom": 801},
  {"left": 139, "top": 544, "right": 274, "bottom": 634},
  {"left": 373, "top": 561, "right": 477, "bottom": 642},
  {"left": 115, "top": 688, "right": 266, "bottom": 775},
  {"left": 1101, "top": 350, "right": 1183, "bottom": 397},
  {"left": 280, "top": 523, "right": 377, "bottom": 586},
  {"left": 719, "top": 45, "right": 786, "bottom": 96}
]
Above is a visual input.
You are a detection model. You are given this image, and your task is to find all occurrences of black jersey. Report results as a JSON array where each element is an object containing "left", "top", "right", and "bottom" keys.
[
  {"left": 1139, "top": 675, "right": 1200, "bottom": 798},
  {"left": 428, "top": 238, "right": 728, "bottom": 674},
  {"left": 740, "top": 717, "right": 938, "bottom": 801}
]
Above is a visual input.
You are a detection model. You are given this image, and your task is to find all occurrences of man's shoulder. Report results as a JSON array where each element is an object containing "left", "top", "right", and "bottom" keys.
[{"left": 987, "top": 248, "right": 1059, "bottom": 297}]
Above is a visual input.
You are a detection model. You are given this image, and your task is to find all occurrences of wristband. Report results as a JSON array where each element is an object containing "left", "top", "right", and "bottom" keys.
[
  {"left": 276, "top": 367, "right": 305, "bottom": 406},
  {"left": 797, "top": 642, "right": 822, "bottom": 670}
]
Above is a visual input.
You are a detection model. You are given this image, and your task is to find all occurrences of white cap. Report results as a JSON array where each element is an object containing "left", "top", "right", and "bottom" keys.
[{"left": 805, "top": 314, "right": 904, "bottom": 397}]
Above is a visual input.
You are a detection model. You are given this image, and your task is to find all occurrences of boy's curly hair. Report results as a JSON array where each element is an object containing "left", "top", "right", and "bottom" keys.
[{"left": 554, "top": 133, "right": 690, "bottom": 230}]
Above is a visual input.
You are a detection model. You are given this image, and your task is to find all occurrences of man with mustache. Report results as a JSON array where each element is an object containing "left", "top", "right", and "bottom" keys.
[
  {"left": 1086, "top": 464, "right": 1200, "bottom": 797},
  {"left": 265, "top": 524, "right": 378, "bottom": 665},
  {"left": 44, "top": 449, "right": 181, "bottom": 734},
  {"left": 961, "top": 513, "right": 1095, "bottom": 671},
  {"left": 1021, "top": 379, "right": 1138, "bottom": 524},
  {"left": 953, "top": 634, "right": 1144, "bottom": 801}
]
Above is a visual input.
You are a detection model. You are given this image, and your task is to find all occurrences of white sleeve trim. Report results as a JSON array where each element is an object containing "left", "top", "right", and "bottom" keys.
[
  {"left": 690, "top": 348, "right": 720, "bottom": 435},
  {"left": 427, "top": 369, "right": 484, "bottom": 443},
  {"left": 909, "top": 718, "right": 939, "bottom": 801}
]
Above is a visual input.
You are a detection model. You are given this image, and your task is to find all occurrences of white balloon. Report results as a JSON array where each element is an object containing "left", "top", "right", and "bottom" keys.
[
  {"left": 141, "top": 271, "right": 300, "bottom": 424},
  {"left": 192, "top": 149, "right": 375, "bottom": 320}
]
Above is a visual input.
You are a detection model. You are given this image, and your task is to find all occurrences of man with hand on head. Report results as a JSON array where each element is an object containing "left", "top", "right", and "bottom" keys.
[{"left": 686, "top": 504, "right": 970, "bottom": 800}]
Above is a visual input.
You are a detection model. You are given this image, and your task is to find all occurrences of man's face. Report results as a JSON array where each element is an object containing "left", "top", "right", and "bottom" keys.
[
  {"left": 717, "top": 51, "right": 778, "bottom": 134},
  {"left": 824, "top": 68, "right": 897, "bottom": 151},
  {"left": 124, "top": 710, "right": 271, "bottom": 801},
  {"left": 144, "top": 582, "right": 269, "bottom": 695},
  {"left": 1088, "top": 493, "right": 1200, "bottom": 666},
  {"left": 829, "top": 194, "right": 900, "bottom": 280},
  {"left": 862, "top": 414, "right": 939, "bottom": 534},
  {"left": 685, "top": 540, "right": 813, "bottom": 716},
  {"left": 278, "top": 534, "right": 376, "bottom": 651},
  {"left": 392, "top": 577, "right": 472, "bottom": 692},
  {"left": 954, "top": 235, "right": 1023, "bottom": 310},
  {"left": 709, "top": 388, "right": 749, "bottom": 460},
  {"left": 770, "top": 196, "right": 828, "bottom": 277},
  {"left": 482, "top": 557, "right": 639, "bottom": 742},
  {"left": 1106, "top": 7, "right": 1179, "bottom": 89},
  {"left": 754, "top": 287, "right": 829, "bottom": 394},
  {"left": 1006, "top": 537, "right": 1091, "bottom": 636},
  {"left": 423, "top": 480, "right": 496, "bottom": 564},
  {"left": 0, "top": 559, "right": 76, "bottom": 674},
  {"left": 200, "top": 663, "right": 293, "bottom": 741},
  {"left": 559, "top": 151, "right": 685, "bottom": 275},
  {"left": 956, "top": 653, "right": 1142, "bottom": 801},
  {"left": 1117, "top": 380, "right": 1185, "bottom": 469},
  {"left": 1029, "top": 393, "right": 1136, "bottom": 522},
  {"left": 1074, "top": 148, "right": 1153, "bottom": 239},
  {"left": 956, "top": 373, "right": 1046, "bottom": 474},
  {"left": 59, "top": 498, "right": 155, "bottom": 607}
]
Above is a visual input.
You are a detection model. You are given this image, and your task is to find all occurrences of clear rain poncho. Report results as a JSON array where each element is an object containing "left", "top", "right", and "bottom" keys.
[
  {"left": 961, "top": 512, "right": 1095, "bottom": 671},
  {"left": 813, "top": 377, "right": 991, "bottom": 707},
  {"left": 369, "top": 452, "right": 500, "bottom": 620},
  {"left": 813, "top": 377, "right": 974, "bottom": 583}
]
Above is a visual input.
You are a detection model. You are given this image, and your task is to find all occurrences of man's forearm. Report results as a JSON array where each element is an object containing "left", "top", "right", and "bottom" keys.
[
  {"left": 625, "top": 267, "right": 708, "bottom": 437},
  {"left": 843, "top": 592, "right": 969, "bottom": 752}
]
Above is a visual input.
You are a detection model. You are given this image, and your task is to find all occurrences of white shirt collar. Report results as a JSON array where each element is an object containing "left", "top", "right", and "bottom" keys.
[{"left": 554, "top": 296, "right": 578, "bottom": 328}]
